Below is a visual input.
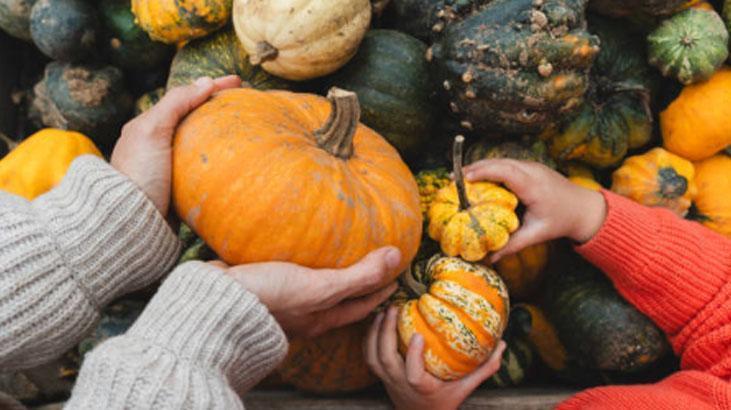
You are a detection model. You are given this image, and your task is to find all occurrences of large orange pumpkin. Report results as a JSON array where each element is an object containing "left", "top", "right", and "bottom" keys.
[{"left": 172, "top": 87, "right": 422, "bottom": 273}]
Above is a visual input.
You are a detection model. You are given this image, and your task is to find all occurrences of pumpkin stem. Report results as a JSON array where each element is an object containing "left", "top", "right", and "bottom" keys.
[
  {"left": 401, "top": 267, "right": 427, "bottom": 297},
  {"left": 0, "top": 132, "right": 18, "bottom": 152},
  {"left": 249, "top": 41, "right": 279, "bottom": 65},
  {"left": 315, "top": 87, "right": 360, "bottom": 159},
  {"left": 453, "top": 135, "right": 471, "bottom": 210}
]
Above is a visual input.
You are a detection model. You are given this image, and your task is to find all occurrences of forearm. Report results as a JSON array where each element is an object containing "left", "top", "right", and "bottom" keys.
[
  {"left": 66, "top": 262, "right": 288, "bottom": 409},
  {"left": 0, "top": 156, "right": 180, "bottom": 371}
]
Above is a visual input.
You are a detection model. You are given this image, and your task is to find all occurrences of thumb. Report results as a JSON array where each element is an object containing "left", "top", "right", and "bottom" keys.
[
  {"left": 490, "top": 220, "right": 547, "bottom": 263},
  {"left": 331, "top": 247, "right": 402, "bottom": 300},
  {"left": 457, "top": 340, "right": 506, "bottom": 391}
]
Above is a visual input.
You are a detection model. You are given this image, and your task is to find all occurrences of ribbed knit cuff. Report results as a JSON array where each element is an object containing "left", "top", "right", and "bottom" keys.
[
  {"left": 127, "top": 261, "right": 288, "bottom": 393},
  {"left": 33, "top": 156, "right": 181, "bottom": 308}
]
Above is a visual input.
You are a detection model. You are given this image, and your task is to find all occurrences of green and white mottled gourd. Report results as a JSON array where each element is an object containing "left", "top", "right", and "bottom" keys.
[
  {"left": 429, "top": 0, "right": 600, "bottom": 135},
  {"left": 648, "top": 8, "right": 729, "bottom": 85},
  {"left": 388, "top": 0, "right": 490, "bottom": 41},
  {"left": 167, "top": 28, "right": 289, "bottom": 90},
  {"left": 29, "top": 0, "right": 97, "bottom": 61},
  {"left": 0, "top": 0, "right": 36, "bottom": 41}
]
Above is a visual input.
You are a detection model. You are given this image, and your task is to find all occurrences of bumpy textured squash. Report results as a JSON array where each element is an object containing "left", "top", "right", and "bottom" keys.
[
  {"left": 0, "top": 0, "right": 36, "bottom": 41},
  {"left": 690, "top": 155, "right": 731, "bottom": 237},
  {"left": 661, "top": 67, "right": 731, "bottom": 161},
  {"left": 416, "top": 167, "right": 451, "bottom": 218},
  {"left": 429, "top": 0, "right": 599, "bottom": 134},
  {"left": 166, "top": 28, "right": 289, "bottom": 90},
  {"left": 133, "top": 87, "right": 165, "bottom": 115},
  {"left": 100, "top": 0, "right": 173, "bottom": 71},
  {"left": 466, "top": 138, "right": 556, "bottom": 169},
  {"left": 233, "top": 0, "right": 371, "bottom": 81},
  {"left": 30, "top": 62, "right": 133, "bottom": 149},
  {"left": 648, "top": 9, "right": 728, "bottom": 85},
  {"left": 29, "top": 0, "right": 97, "bottom": 61},
  {"left": 546, "top": 16, "right": 656, "bottom": 168},
  {"left": 389, "top": 0, "right": 490, "bottom": 41},
  {"left": 611, "top": 148, "right": 697, "bottom": 216},
  {"left": 326, "top": 30, "right": 435, "bottom": 164},
  {"left": 543, "top": 256, "right": 668, "bottom": 372},
  {"left": 589, "top": 0, "right": 689, "bottom": 17},
  {"left": 494, "top": 243, "right": 550, "bottom": 301},
  {"left": 396, "top": 254, "right": 510, "bottom": 380},
  {"left": 0, "top": 129, "right": 101, "bottom": 200},
  {"left": 131, "top": 0, "right": 231, "bottom": 44},
  {"left": 428, "top": 136, "right": 520, "bottom": 262}
]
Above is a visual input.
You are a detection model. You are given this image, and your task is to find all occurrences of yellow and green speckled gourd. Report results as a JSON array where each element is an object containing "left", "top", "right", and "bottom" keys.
[{"left": 131, "top": 0, "right": 232, "bottom": 44}]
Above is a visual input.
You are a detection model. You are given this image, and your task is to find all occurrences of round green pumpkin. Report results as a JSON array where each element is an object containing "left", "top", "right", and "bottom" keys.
[
  {"left": 545, "top": 16, "right": 656, "bottom": 169},
  {"left": 429, "top": 0, "right": 599, "bottom": 135},
  {"left": 326, "top": 29, "right": 435, "bottom": 164},
  {"left": 648, "top": 8, "right": 728, "bottom": 85},
  {"left": 388, "top": 0, "right": 490, "bottom": 41},
  {"left": 133, "top": 87, "right": 165, "bottom": 115},
  {"left": 30, "top": 62, "right": 133, "bottom": 149},
  {"left": 0, "top": 0, "right": 36, "bottom": 41},
  {"left": 29, "top": 0, "right": 97, "bottom": 61},
  {"left": 99, "top": 0, "right": 173, "bottom": 71}
]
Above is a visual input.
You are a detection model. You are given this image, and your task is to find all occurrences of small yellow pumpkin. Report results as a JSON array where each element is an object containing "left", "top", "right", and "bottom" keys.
[
  {"left": 428, "top": 136, "right": 520, "bottom": 262},
  {"left": 661, "top": 67, "right": 731, "bottom": 161},
  {"left": 232, "top": 0, "right": 371, "bottom": 80},
  {"left": 131, "top": 0, "right": 232, "bottom": 44},
  {"left": 691, "top": 155, "right": 731, "bottom": 237},
  {"left": 397, "top": 254, "right": 510, "bottom": 380},
  {"left": 493, "top": 243, "right": 550, "bottom": 301},
  {"left": 611, "top": 147, "right": 697, "bottom": 216},
  {"left": 565, "top": 163, "right": 603, "bottom": 191},
  {"left": 0, "top": 129, "right": 102, "bottom": 200}
]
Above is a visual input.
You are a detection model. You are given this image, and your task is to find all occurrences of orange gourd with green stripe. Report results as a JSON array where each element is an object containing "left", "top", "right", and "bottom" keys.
[
  {"left": 131, "top": 0, "right": 231, "bottom": 44},
  {"left": 397, "top": 254, "right": 509, "bottom": 380}
]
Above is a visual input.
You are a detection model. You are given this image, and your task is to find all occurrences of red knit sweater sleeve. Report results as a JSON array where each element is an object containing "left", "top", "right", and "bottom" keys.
[{"left": 576, "top": 190, "right": 731, "bottom": 376}]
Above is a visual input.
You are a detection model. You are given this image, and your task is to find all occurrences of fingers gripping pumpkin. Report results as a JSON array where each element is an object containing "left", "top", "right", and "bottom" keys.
[
  {"left": 397, "top": 255, "right": 510, "bottom": 380},
  {"left": 428, "top": 136, "right": 520, "bottom": 262}
]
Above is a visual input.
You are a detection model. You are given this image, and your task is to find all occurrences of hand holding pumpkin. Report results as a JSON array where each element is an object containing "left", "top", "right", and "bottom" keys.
[
  {"left": 463, "top": 159, "right": 607, "bottom": 262},
  {"left": 223, "top": 247, "right": 402, "bottom": 338},
  {"left": 110, "top": 75, "right": 241, "bottom": 216}
]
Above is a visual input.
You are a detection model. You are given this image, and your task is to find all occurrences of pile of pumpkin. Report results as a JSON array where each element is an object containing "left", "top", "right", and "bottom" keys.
[{"left": 1, "top": 0, "right": 731, "bottom": 398}]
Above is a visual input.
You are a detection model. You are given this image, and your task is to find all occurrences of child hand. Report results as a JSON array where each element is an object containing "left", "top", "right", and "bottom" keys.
[
  {"left": 463, "top": 159, "right": 607, "bottom": 262},
  {"left": 111, "top": 75, "right": 241, "bottom": 217},
  {"left": 365, "top": 306, "right": 507, "bottom": 410}
]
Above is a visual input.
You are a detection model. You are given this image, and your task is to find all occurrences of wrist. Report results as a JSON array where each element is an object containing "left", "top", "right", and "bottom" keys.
[{"left": 569, "top": 188, "right": 607, "bottom": 244}]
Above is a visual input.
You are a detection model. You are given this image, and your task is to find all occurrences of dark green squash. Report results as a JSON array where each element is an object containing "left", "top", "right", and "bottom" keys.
[
  {"left": 388, "top": 0, "right": 490, "bottom": 41},
  {"left": 545, "top": 16, "right": 657, "bottom": 168},
  {"left": 29, "top": 0, "right": 97, "bottom": 61},
  {"left": 326, "top": 29, "right": 435, "bottom": 164},
  {"left": 99, "top": 0, "right": 173, "bottom": 71},
  {"left": 466, "top": 136, "right": 557, "bottom": 169},
  {"left": 590, "top": 0, "right": 688, "bottom": 17},
  {"left": 725, "top": 0, "right": 731, "bottom": 35},
  {"left": 484, "top": 337, "right": 533, "bottom": 388},
  {"left": 0, "top": 0, "right": 36, "bottom": 41},
  {"left": 648, "top": 8, "right": 728, "bottom": 85},
  {"left": 429, "top": 0, "right": 599, "bottom": 135},
  {"left": 29, "top": 62, "right": 133, "bottom": 149},
  {"left": 542, "top": 255, "right": 668, "bottom": 373},
  {"left": 133, "top": 87, "right": 165, "bottom": 115},
  {"left": 167, "top": 27, "right": 289, "bottom": 90}
]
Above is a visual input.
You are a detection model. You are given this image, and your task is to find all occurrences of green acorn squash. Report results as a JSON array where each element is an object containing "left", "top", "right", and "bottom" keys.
[
  {"left": 29, "top": 0, "right": 97, "bottom": 62},
  {"left": 167, "top": 28, "right": 289, "bottom": 90},
  {"left": 429, "top": 0, "right": 599, "bottom": 135},
  {"left": 99, "top": 0, "right": 173, "bottom": 71},
  {"left": 326, "top": 29, "right": 435, "bottom": 164},
  {"left": 388, "top": 0, "right": 489, "bottom": 41},
  {"left": 133, "top": 87, "right": 165, "bottom": 115},
  {"left": 648, "top": 8, "right": 728, "bottom": 85},
  {"left": 545, "top": 16, "right": 656, "bottom": 168},
  {"left": 590, "top": 0, "right": 689, "bottom": 17},
  {"left": 0, "top": 0, "right": 36, "bottom": 41}
]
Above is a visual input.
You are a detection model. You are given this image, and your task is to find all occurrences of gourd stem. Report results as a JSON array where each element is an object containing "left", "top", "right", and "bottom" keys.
[
  {"left": 401, "top": 267, "right": 427, "bottom": 297},
  {"left": 315, "top": 87, "right": 360, "bottom": 159},
  {"left": 453, "top": 135, "right": 470, "bottom": 210},
  {"left": 0, "top": 132, "right": 18, "bottom": 151},
  {"left": 250, "top": 41, "right": 278, "bottom": 65}
]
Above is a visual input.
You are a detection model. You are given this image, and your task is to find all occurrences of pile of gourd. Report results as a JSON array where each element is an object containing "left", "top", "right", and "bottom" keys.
[{"left": 1, "top": 0, "right": 730, "bottom": 397}]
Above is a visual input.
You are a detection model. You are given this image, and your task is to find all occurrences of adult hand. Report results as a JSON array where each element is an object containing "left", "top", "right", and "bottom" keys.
[
  {"left": 365, "top": 306, "right": 506, "bottom": 410},
  {"left": 111, "top": 75, "right": 241, "bottom": 217},
  {"left": 222, "top": 247, "right": 402, "bottom": 338},
  {"left": 463, "top": 159, "right": 607, "bottom": 262}
]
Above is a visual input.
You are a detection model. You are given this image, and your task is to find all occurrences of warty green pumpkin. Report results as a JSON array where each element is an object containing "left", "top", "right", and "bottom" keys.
[
  {"left": 648, "top": 8, "right": 729, "bottom": 85},
  {"left": 29, "top": 0, "right": 97, "bottom": 61},
  {"left": 0, "top": 0, "right": 36, "bottom": 41}
]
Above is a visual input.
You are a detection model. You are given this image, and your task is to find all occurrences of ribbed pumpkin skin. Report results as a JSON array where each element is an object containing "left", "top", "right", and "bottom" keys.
[
  {"left": 546, "top": 16, "right": 655, "bottom": 169},
  {"left": 131, "top": 0, "right": 231, "bottom": 44},
  {"left": 590, "top": 0, "right": 688, "bottom": 17},
  {"left": 172, "top": 88, "right": 422, "bottom": 273},
  {"left": 233, "top": 0, "right": 371, "bottom": 81},
  {"left": 0, "top": 0, "right": 36, "bottom": 41},
  {"left": 648, "top": 9, "right": 729, "bottom": 85},
  {"left": 133, "top": 87, "right": 165, "bottom": 115},
  {"left": 0, "top": 129, "right": 101, "bottom": 200},
  {"left": 100, "top": 0, "right": 173, "bottom": 71},
  {"left": 166, "top": 28, "right": 289, "bottom": 90},
  {"left": 691, "top": 155, "right": 731, "bottom": 237},
  {"left": 494, "top": 242, "right": 549, "bottom": 301},
  {"left": 661, "top": 67, "right": 731, "bottom": 161},
  {"left": 612, "top": 148, "right": 697, "bottom": 217},
  {"left": 430, "top": 0, "right": 599, "bottom": 135},
  {"left": 327, "top": 30, "right": 435, "bottom": 164},
  {"left": 397, "top": 255, "right": 510, "bottom": 380},
  {"left": 29, "top": 0, "right": 97, "bottom": 62},
  {"left": 389, "top": 0, "right": 490, "bottom": 41}
]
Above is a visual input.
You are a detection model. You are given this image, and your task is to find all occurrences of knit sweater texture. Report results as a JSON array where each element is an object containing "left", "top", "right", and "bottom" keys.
[
  {"left": 559, "top": 190, "right": 731, "bottom": 409},
  {"left": 0, "top": 156, "right": 288, "bottom": 409}
]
